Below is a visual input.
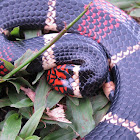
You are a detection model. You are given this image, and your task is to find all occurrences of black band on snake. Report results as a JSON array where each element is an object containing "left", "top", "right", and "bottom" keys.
[{"left": 0, "top": 0, "right": 140, "bottom": 139}]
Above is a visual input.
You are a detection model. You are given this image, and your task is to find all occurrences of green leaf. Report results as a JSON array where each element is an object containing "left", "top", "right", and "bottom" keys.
[
  {"left": 39, "top": 125, "right": 56, "bottom": 138},
  {"left": 0, "top": 113, "right": 22, "bottom": 140},
  {"left": 4, "top": 111, "right": 17, "bottom": 119},
  {"left": 107, "top": 0, "right": 140, "bottom": 12},
  {"left": 67, "top": 96, "right": 79, "bottom": 106},
  {"left": 10, "top": 98, "right": 33, "bottom": 108},
  {"left": 43, "top": 120, "right": 70, "bottom": 129},
  {"left": 46, "top": 89, "right": 64, "bottom": 109},
  {"left": 0, "top": 58, "right": 14, "bottom": 71},
  {"left": 24, "top": 30, "right": 42, "bottom": 39},
  {"left": 34, "top": 76, "right": 64, "bottom": 110},
  {"left": 130, "top": 8, "right": 140, "bottom": 17},
  {"left": 90, "top": 93, "right": 109, "bottom": 115},
  {"left": 0, "top": 121, "right": 4, "bottom": 131},
  {"left": 14, "top": 49, "right": 36, "bottom": 68},
  {"left": 34, "top": 76, "right": 48, "bottom": 111},
  {"left": 32, "top": 71, "right": 44, "bottom": 85},
  {"left": 67, "top": 98, "right": 95, "bottom": 137},
  {"left": 0, "top": 111, "right": 17, "bottom": 131},
  {"left": 0, "top": 98, "right": 12, "bottom": 108},
  {"left": 108, "top": 1, "right": 136, "bottom": 8},
  {"left": 8, "top": 77, "right": 33, "bottom": 93},
  {"left": 90, "top": 92, "right": 110, "bottom": 126},
  {"left": 15, "top": 136, "right": 23, "bottom": 140},
  {"left": 10, "top": 27, "right": 20, "bottom": 37},
  {"left": 19, "top": 107, "right": 32, "bottom": 119},
  {"left": 25, "top": 135, "right": 40, "bottom": 140},
  {"left": 94, "top": 103, "right": 110, "bottom": 126},
  {"left": 19, "top": 107, "right": 45, "bottom": 139},
  {"left": 9, "top": 80, "right": 21, "bottom": 93},
  {"left": 42, "top": 128, "right": 76, "bottom": 140},
  {"left": 8, "top": 87, "right": 27, "bottom": 104}
]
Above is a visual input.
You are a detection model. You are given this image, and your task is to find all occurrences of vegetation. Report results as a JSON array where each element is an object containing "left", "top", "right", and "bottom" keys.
[{"left": 0, "top": 1, "right": 139, "bottom": 140}]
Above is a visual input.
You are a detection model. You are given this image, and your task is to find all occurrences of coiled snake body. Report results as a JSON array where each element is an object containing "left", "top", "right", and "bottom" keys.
[{"left": 0, "top": 0, "right": 140, "bottom": 139}]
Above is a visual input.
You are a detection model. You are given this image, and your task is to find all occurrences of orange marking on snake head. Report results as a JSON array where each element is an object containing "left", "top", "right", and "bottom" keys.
[
  {"left": 65, "top": 68, "right": 69, "bottom": 73},
  {"left": 64, "top": 87, "right": 67, "bottom": 92},
  {"left": 59, "top": 87, "right": 64, "bottom": 93},
  {"left": 47, "top": 75, "right": 49, "bottom": 81},
  {"left": 51, "top": 69, "right": 55, "bottom": 75},
  {"left": 47, "top": 70, "right": 50, "bottom": 75},
  {"left": 48, "top": 79, "right": 54, "bottom": 84},
  {"left": 54, "top": 86, "right": 59, "bottom": 91},
  {"left": 55, "top": 69, "right": 66, "bottom": 79},
  {"left": 61, "top": 64, "right": 66, "bottom": 70},
  {"left": 57, "top": 65, "right": 61, "bottom": 69},
  {"left": 54, "top": 79, "right": 62, "bottom": 86},
  {"left": 50, "top": 74, "right": 57, "bottom": 79}
]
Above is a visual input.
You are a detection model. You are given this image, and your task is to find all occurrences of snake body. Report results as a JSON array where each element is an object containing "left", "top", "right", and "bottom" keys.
[{"left": 0, "top": 0, "right": 140, "bottom": 139}]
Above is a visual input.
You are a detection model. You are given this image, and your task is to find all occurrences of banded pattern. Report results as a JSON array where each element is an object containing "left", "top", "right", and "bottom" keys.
[
  {"left": 100, "top": 112, "right": 140, "bottom": 139},
  {"left": 0, "top": 0, "right": 139, "bottom": 140}
]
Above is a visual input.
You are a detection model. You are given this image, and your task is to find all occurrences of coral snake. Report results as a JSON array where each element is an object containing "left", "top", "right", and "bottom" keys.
[{"left": 0, "top": 0, "right": 140, "bottom": 139}]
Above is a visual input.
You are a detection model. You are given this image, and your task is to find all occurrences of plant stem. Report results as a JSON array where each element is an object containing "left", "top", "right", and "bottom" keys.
[{"left": 2, "top": 2, "right": 92, "bottom": 81}]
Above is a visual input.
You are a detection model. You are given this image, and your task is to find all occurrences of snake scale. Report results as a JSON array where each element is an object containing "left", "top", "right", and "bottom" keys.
[{"left": 0, "top": 0, "right": 140, "bottom": 139}]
